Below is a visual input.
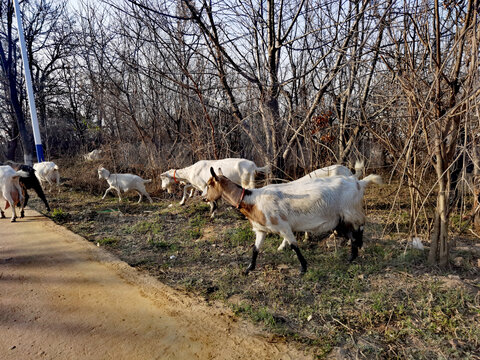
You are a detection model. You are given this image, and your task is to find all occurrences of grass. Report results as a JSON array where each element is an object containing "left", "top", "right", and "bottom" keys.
[
  {"left": 97, "top": 236, "right": 118, "bottom": 246},
  {"left": 27, "top": 171, "right": 480, "bottom": 359},
  {"left": 231, "top": 303, "right": 277, "bottom": 327},
  {"left": 49, "top": 208, "right": 70, "bottom": 223}
]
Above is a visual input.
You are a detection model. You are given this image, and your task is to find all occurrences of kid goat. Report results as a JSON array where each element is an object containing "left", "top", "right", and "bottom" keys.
[
  {"left": 98, "top": 167, "right": 153, "bottom": 203},
  {"left": 161, "top": 158, "right": 270, "bottom": 216},
  {"left": 34, "top": 161, "right": 60, "bottom": 193},
  {"left": 205, "top": 167, "right": 382, "bottom": 275}
]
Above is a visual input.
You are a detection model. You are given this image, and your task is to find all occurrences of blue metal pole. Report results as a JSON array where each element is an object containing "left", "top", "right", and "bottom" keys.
[{"left": 12, "top": 0, "right": 44, "bottom": 163}]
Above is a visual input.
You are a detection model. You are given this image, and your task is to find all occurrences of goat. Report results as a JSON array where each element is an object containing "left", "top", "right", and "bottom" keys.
[
  {"left": 84, "top": 149, "right": 103, "bottom": 161},
  {"left": 33, "top": 161, "right": 60, "bottom": 193},
  {"left": 294, "top": 160, "right": 365, "bottom": 243},
  {"left": 98, "top": 167, "right": 153, "bottom": 203},
  {"left": 5, "top": 161, "right": 51, "bottom": 216},
  {"left": 0, "top": 165, "right": 28, "bottom": 222},
  {"left": 204, "top": 167, "right": 382, "bottom": 275},
  {"left": 297, "top": 160, "right": 364, "bottom": 181},
  {"left": 161, "top": 158, "right": 270, "bottom": 216}
]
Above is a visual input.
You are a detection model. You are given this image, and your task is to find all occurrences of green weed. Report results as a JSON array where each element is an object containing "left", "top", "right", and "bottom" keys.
[
  {"left": 124, "top": 221, "right": 165, "bottom": 235},
  {"left": 232, "top": 303, "right": 276, "bottom": 328},
  {"left": 97, "top": 237, "right": 118, "bottom": 246},
  {"left": 221, "top": 223, "right": 254, "bottom": 247},
  {"left": 50, "top": 208, "right": 70, "bottom": 223}
]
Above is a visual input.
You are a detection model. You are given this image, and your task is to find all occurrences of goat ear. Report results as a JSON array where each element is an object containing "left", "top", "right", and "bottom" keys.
[{"left": 210, "top": 167, "right": 218, "bottom": 180}]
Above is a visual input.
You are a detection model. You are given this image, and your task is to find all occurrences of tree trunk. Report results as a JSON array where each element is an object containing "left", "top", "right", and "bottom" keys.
[
  {"left": 8, "top": 76, "right": 34, "bottom": 165},
  {"left": 6, "top": 120, "right": 19, "bottom": 161},
  {"left": 474, "top": 176, "right": 480, "bottom": 232},
  {"left": 473, "top": 145, "right": 480, "bottom": 231},
  {"left": 259, "top": 95, "right": 281, "bottom": 180},
  {"left": 428, "top": 168, "right": 450, "bottom": 267}
]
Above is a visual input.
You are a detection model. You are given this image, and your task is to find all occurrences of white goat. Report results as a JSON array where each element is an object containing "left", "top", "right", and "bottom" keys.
[
  {"left": 0, "top": 165, "right": 28, "bottom": 222},
  {"left": 298, "top": 160, "right": 364, "bottom": 181},
  {"left": 161, "top": 158, "right": 270, "bottom": 215},
  {"left": 33, "top": 161, "right": 60, "bottom": 192},
  {"left": 295, "top": 160, "right": 364, "bottom": 243},
  {"left": 84, "top": 149, "right": 103, "bottom": 161},
  {"left": 98, "top": 167, "right": 153, "bottom": 203},
  {"left": 205, "top": 167, "right": 382, "bottom": 274}
]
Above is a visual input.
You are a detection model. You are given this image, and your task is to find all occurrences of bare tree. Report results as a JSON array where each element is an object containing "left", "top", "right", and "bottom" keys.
[
  {"left": 382, "top": 0, "right": 479, "bottom": 266},
  {"left": 0, "top": 0, "right": 72, "bottom": 162}
]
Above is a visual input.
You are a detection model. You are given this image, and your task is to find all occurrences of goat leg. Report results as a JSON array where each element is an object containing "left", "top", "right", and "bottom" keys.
[
  {"left": 290, "top": 244, "right": 307, "bottom": 275},
  {"left": 209, "top": 201, "right": 217, "bottom": 218},
  {"left": 35, "top": 183, "right": 51, "bottom": 212},
  {"left": 20, "top": 190, "right": 28, "bottom": 218},
  {"left": 244, "top": 247, "right": 259, "bottom": 275},
  {"left": 348, "top": 227, "right": 364, "bottom": 262}
]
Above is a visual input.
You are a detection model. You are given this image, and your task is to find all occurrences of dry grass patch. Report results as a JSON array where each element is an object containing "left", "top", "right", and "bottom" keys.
[{"left": 25, "top": 163, "right": 480, "bottom": 359}]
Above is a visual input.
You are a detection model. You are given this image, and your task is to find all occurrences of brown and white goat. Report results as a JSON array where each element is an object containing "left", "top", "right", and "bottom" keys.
[{"left": 204, "top": 167, "right": 382, "bottom": 275}]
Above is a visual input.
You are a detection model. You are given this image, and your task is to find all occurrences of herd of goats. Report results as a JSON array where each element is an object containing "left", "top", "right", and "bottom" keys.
[{"left": 0, "top": 149, "right": 383, "bottom": 274}]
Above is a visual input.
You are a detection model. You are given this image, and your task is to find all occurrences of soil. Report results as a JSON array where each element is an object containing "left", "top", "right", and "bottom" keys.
[{"left": 0, "top": 208, "right": 312, "bottom": 360}]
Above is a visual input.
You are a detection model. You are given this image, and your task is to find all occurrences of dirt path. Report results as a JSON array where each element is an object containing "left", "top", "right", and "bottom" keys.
[{"left": 0, "top": 209, "right": 311, "bottom": 360}]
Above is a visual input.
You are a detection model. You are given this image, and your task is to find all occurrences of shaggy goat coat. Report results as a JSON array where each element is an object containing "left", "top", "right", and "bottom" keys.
[
  {"left": 205, "top": 168, "right": 381, "bottom": 274},
  {"left": 161, "top": 158, "right": 270, "bottom": 215}
]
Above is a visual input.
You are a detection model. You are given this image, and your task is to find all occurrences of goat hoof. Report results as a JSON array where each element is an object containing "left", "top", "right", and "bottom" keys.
[
  {"left": 244, "top": 265, "right": 255, "bottom": 275},
  {"left": 11, "top": 218, "right": 16, "bottom": 223},
  {"left": 20, "top": 212, "right": 25, "bottom": 218}
]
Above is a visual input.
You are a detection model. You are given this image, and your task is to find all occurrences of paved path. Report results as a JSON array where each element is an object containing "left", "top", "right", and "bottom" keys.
[{"left": 0, "top": 209, "right": 310, "bottom": 360}]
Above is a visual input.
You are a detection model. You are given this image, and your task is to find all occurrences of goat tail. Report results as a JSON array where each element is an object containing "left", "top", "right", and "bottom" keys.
[
  {"left": 353, "top": 160, "right": 365, "bottom": 179},
  {"left": 359, "top": 174, "right": 382, "bottom": 189},
  {"left": 255, "top": 164, "right": 271, "bottom": 175}
]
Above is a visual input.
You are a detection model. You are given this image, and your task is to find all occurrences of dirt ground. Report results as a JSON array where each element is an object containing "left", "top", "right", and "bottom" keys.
[{"left": 0, "top": 208, "right": 312, "bottom": 360}]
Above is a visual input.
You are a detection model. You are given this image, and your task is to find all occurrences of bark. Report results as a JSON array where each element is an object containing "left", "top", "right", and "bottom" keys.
[
  {"left": 473, "top": 145, "right": 480, "bottom": 231},
  {"left": 429, "top": 178, "right": 450, "bottom": 266},
  {"left": 6, "top": 120, "right": 19, "bottom": 160}
]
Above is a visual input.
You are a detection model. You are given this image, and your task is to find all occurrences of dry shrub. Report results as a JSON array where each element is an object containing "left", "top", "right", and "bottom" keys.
[
  {"left": 58, "top": 156, "right": 106, "bottom": 195},
  {"left": 58, "top": 142, "right": 173, "bottom": 197}
]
